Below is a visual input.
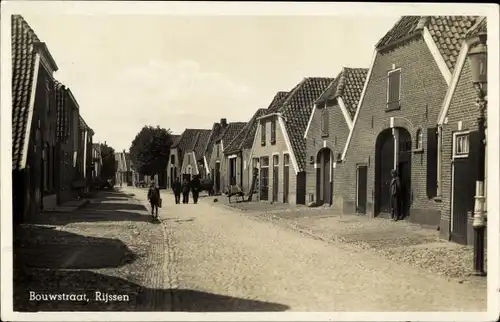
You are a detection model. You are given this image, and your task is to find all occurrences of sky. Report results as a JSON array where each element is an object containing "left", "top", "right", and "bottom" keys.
[{"left": 20, "top": 13, "right": 400, "bottom": 151}]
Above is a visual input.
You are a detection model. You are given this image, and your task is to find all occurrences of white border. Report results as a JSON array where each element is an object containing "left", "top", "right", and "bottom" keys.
[
  {"left": 422, "top": 26, "right": 453, "bottom": 85},
  {"left": 2, "top": 2, "right": 499, "bottom": 322}
]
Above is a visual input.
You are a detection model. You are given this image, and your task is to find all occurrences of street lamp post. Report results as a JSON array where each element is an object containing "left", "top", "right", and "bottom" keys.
[{"left": 467, "top": 31, "right": 487, "bottom": 276}]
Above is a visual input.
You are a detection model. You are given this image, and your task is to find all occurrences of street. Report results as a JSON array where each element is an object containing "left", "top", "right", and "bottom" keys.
[{"left": 14, "top": 188, "right": 486, "bottom": 312}]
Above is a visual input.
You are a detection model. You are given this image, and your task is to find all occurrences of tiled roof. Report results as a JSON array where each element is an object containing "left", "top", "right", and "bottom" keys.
[
  {"left": 377, "top": 16, "right": 478, "bottom": 74},
  {"left": 175, "top": 128, "right": 211, "bottom": 163},
  {"left": 315, "top": 67, "right": 368, "bottom": 118},
  {"left": 11, "top": 15, "right": 40, "bottom": 170},
  {"left": 219, "top": 122, "right": 247, "bottom": 148},
  {"left": 54, "top": 80, "right": 68, "bottom": 142},
  {"left": 204, "top": 122, "right": 223, "bottom": 162},
  {"left": 266, "top": 91, "right": 289, "bottom": 114},
  {"left": 278, "top": 77, "right": 334, "bottom": 171},
  {"left": 224, "top": 108, "right": 267, "bottom": 154},
  {"left": 192, "top": 130, "right": 212, "bottom": 160},
  {"left": 466, "top": 16, "right": 487, "bottom": 37}
]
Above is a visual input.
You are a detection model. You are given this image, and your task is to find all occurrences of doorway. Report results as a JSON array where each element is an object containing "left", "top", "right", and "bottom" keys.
[
  {"left": 375, "top": 127, "right": 412, "bottom": 217},
  {"left": 272, "top": 154, "right": 279, "bottom": 202},
  {"left": 260, "top": 156, "right": 269, "bottom": 201},
  {"left": 356, "top": 165, "right": 368, "bottom": 214},
  {"left": 451, "top": 131, "right": 477, "bottom": 244},
  {"left": 283, "top": 154, "right": 290, "bottom": 203},
  {"left": 315, "top": 148, "right": 333, "bottom": 206},
  {"left": 215, "top": 162, "right": 221, "bottom": 193}
]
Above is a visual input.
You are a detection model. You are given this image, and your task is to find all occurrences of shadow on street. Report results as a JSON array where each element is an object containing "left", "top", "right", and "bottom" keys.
[
  {"left": 14, "top": 225, "right": 137, "bottom": 269},
  {"left": 14, "top": 269, "right": 290, "bottom": 312}
]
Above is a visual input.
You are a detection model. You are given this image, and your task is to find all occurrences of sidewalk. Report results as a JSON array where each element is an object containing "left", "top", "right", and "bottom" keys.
[
  {"left": 14, "top": 190, "right": 173, "bottom": 311},
  {"left": 213, "top": 197, "right": 486, "bottom": 284}
]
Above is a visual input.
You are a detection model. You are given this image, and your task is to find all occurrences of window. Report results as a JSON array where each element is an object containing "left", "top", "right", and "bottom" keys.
[
  {"left": 170, "top": 154, "right": 175, "bottom": 164},
  {"left": 415, "top": 129, "right": 423, "bottom": 150},
  {"left": 321, "top": 108, "right": 329, "bottom": 137},
  {"left": 426, "top": 127, "right": 438, "bottom": 198},
  {"left": 271, "top": 119, "right": 276, "bottom": 144},
  {"left": 187, "top": 153, "right": 192, "bottom": 163},
  {"left": 261, "top": 156, "right": 269, "bottom": 167},
  {"left": 386, "top": 68, "right": 401, "bottom": 110},
  {"left": 261, "top": 121, "right": 266, "bottom": 146},
  {"left": 273, "top": 154, "right": 279, "bottom": 167},
  {"left": 284, "top": 153, "right": 290, "bottom": 166},
  {"left": 454, "top": 133, "right": 470, "bottom": 157}
]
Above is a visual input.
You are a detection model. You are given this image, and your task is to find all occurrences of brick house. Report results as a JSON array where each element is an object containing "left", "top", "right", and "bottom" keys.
[
  {"left": 207, "top": 121, "right": 247, "bottom": 193},
  {"left": 53, "top": 81, "right": 83, "bottom": 204},
  {"left": 337, "top": 16, "right": 478, "bottom": 228},
  {"left": 303, "top": 68, "right": 368, "bottom": 209},
  {"left": 223, "top": 108, "right": 268, "bottom": 197},
  {"left": 12, "top": 15, "right": 60, "bottom": 223},
  {"left": 181, "top": 129, "right": 212, "bottom": 181},
  {"left": 436, "top": 17, "right": 487, "bottom": 245},
  {"left": 76, "top": 116, "right": 94, "bottom": 192},
  {"left": 202, "top": 121, "right": 225, "bottom": 186},
  {"left": 250, "top": 78, "right": 333, "bottom": 204}
]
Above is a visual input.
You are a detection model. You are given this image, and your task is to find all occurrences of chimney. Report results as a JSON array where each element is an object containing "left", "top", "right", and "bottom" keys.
[{"left": 220, "top": 118, "right": 227, "bottom": 128}]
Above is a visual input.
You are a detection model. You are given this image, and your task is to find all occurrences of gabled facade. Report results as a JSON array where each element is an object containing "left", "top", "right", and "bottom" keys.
[
  {"left": 304, "top": 68, "right": 368, "bottom": 208},
  {"left": 181, "top": 129, "right": 212, "bottom": 181},
  {"left": 114, "top": 151, "right": 133, "bottom": 186},
  {"left": 166, "top": 129, "right": 204, "bottom": 187},
  {"left": 436, "top": 17, "right": 487, "bottom": 245},
  {"left": 338, "top": 16, "right": 478, "bottom": 228},
  {"left": 210, "top": 121, "right": 247, "bottom": 193},
  {"left": 12, "top": 15, "right": 60, "bottom": 222},
  {"left": 250, "top": 78, "right": 333, "bottom": 204},
  {"left": 53, "top": 81, "right": 83, "bottom": 205},
  {"left": 224, "top": 108, "right": 268, "bottom": 195}
]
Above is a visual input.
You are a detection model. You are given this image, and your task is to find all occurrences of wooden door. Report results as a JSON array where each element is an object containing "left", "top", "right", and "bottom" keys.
[
  {"left": 215, "top": 162, "right": 221, "bottom": 193},
  {"left": 451, "top": 131, "right": 478, "bottom": 245},
  {"left": 322, "top": 150, "right": 332, "bottom": 205},
  {"left": 283, "top": 165, "right": 289, "bottom": 203},
  {"left": 260, "top": 167, "right": 269, "bottom": 201},
  {"left": 376, "top": 131, "right": 394, "bottom": 214},
  {"left": 356, "top": 165, "right": 368, "bottom": 214}
]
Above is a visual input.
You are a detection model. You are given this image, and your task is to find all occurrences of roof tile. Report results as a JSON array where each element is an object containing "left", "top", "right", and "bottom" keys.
[
  {"left": 278, "top": 77, "right": 334, "bottom": 171},
  {"left": 11, "top": 15, "right": 40, "bottom": 170}
]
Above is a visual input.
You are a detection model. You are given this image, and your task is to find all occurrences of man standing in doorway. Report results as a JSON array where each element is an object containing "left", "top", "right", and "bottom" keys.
[{"left": 389, "top": 169, "right": 401, "bottom": 221}]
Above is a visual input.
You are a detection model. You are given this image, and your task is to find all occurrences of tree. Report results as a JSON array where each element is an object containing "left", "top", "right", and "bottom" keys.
[
  {"left": 129, "top": 125, "right": 172, "bottom": 176},
  {"left": 99, "top": 142, "right": 116, "bottom": 180}
]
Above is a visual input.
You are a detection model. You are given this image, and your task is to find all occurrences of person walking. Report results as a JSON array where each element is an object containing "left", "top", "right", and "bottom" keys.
[
  {"left": 173, "top": 177, "right": 182, "bottom": 204},
  {"left": 182, "top": 178, "right": 190, "bottom": 204},
  {"left": 389, "top": 169, "right": 402, "bottom": 221},
  {"left": 191, "top": 175, "right": 200, "bottom": 204},
  {"left": 147, "top": 183, "right": 161, "bottom": 218}
]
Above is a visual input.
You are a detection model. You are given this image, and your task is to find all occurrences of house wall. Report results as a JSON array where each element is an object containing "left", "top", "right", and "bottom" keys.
[
  {"left": 252, "top": 117, "right": 297, "bottom": 204},
  {"left": 305, "top": 102, "right": 351, "bottom": 209},
  {"left": 166, "top": 147, "right": 180, "bottom": 188},
  {"left": 338, "top": 37, "right": 448, "bottom": 226},
  {"left": 241, "top": 148, "right": 253, "bottom": 193},
  {"left": 181, "top": 151, "right": 197, "bottom": 177},
  {"left": 209, "top": 142, "right": 227, "bottom": 192},
  {"left": 440, "top": 59, "right": 482, "bottom": 245}
]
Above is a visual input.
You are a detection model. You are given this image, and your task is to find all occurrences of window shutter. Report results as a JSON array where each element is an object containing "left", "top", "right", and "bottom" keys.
[
  {"left": 271, "top": 119, "right": 276, "bottom": 144},
  {"left": 261, "top": 122, "right": 266, "bottom": 145},
  {"left": 426, "top": 127, "right": 438, "bottom": 198},
  {"left": 387, "top": 70, "right": 401, "bottom": 109}
]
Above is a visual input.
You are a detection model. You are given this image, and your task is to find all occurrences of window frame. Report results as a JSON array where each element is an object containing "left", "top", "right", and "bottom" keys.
[
  {"left": 452, "top": 131, "right": 470, "bottom": 159},
  {"left": 270, "top": 118, "right": 277, "bottom": 145},
  {"left": 320, "top": 107, "right": 329, "bottom": 138},
  {"left": 415, "top": 128, "right": 424, "bottom": 152},
  {"left": 283, "top": 153, "right": 290, "bottom": 166},
  {"left": 386, "top": 68, "right": 402, "bottom": 111},
  {"left": 261, "top": 121, "right": 266, "bottom": 146}
]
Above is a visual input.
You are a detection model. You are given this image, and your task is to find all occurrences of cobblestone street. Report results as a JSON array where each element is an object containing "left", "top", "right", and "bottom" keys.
[{"left": 15, "top": 188, "right": 487, "bottom": 312}]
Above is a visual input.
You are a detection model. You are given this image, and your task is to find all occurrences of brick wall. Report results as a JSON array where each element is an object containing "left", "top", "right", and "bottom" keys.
[
  {"left": 305, "top": 102, "right": 351, "bottom": 208},
  {"left": 338, "top": 38, "right": 449, "bottom": 226},
  {"left": 252, "top": 117, "right": 297, "bottom": 204},
  {"left": 440, "top": 58, "right": 481, "bottom": 244}
]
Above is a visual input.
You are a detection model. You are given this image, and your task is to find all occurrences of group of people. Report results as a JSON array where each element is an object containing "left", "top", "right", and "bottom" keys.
[{"left": 171, "top": 175, "right": 201, "bottom": 204}]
